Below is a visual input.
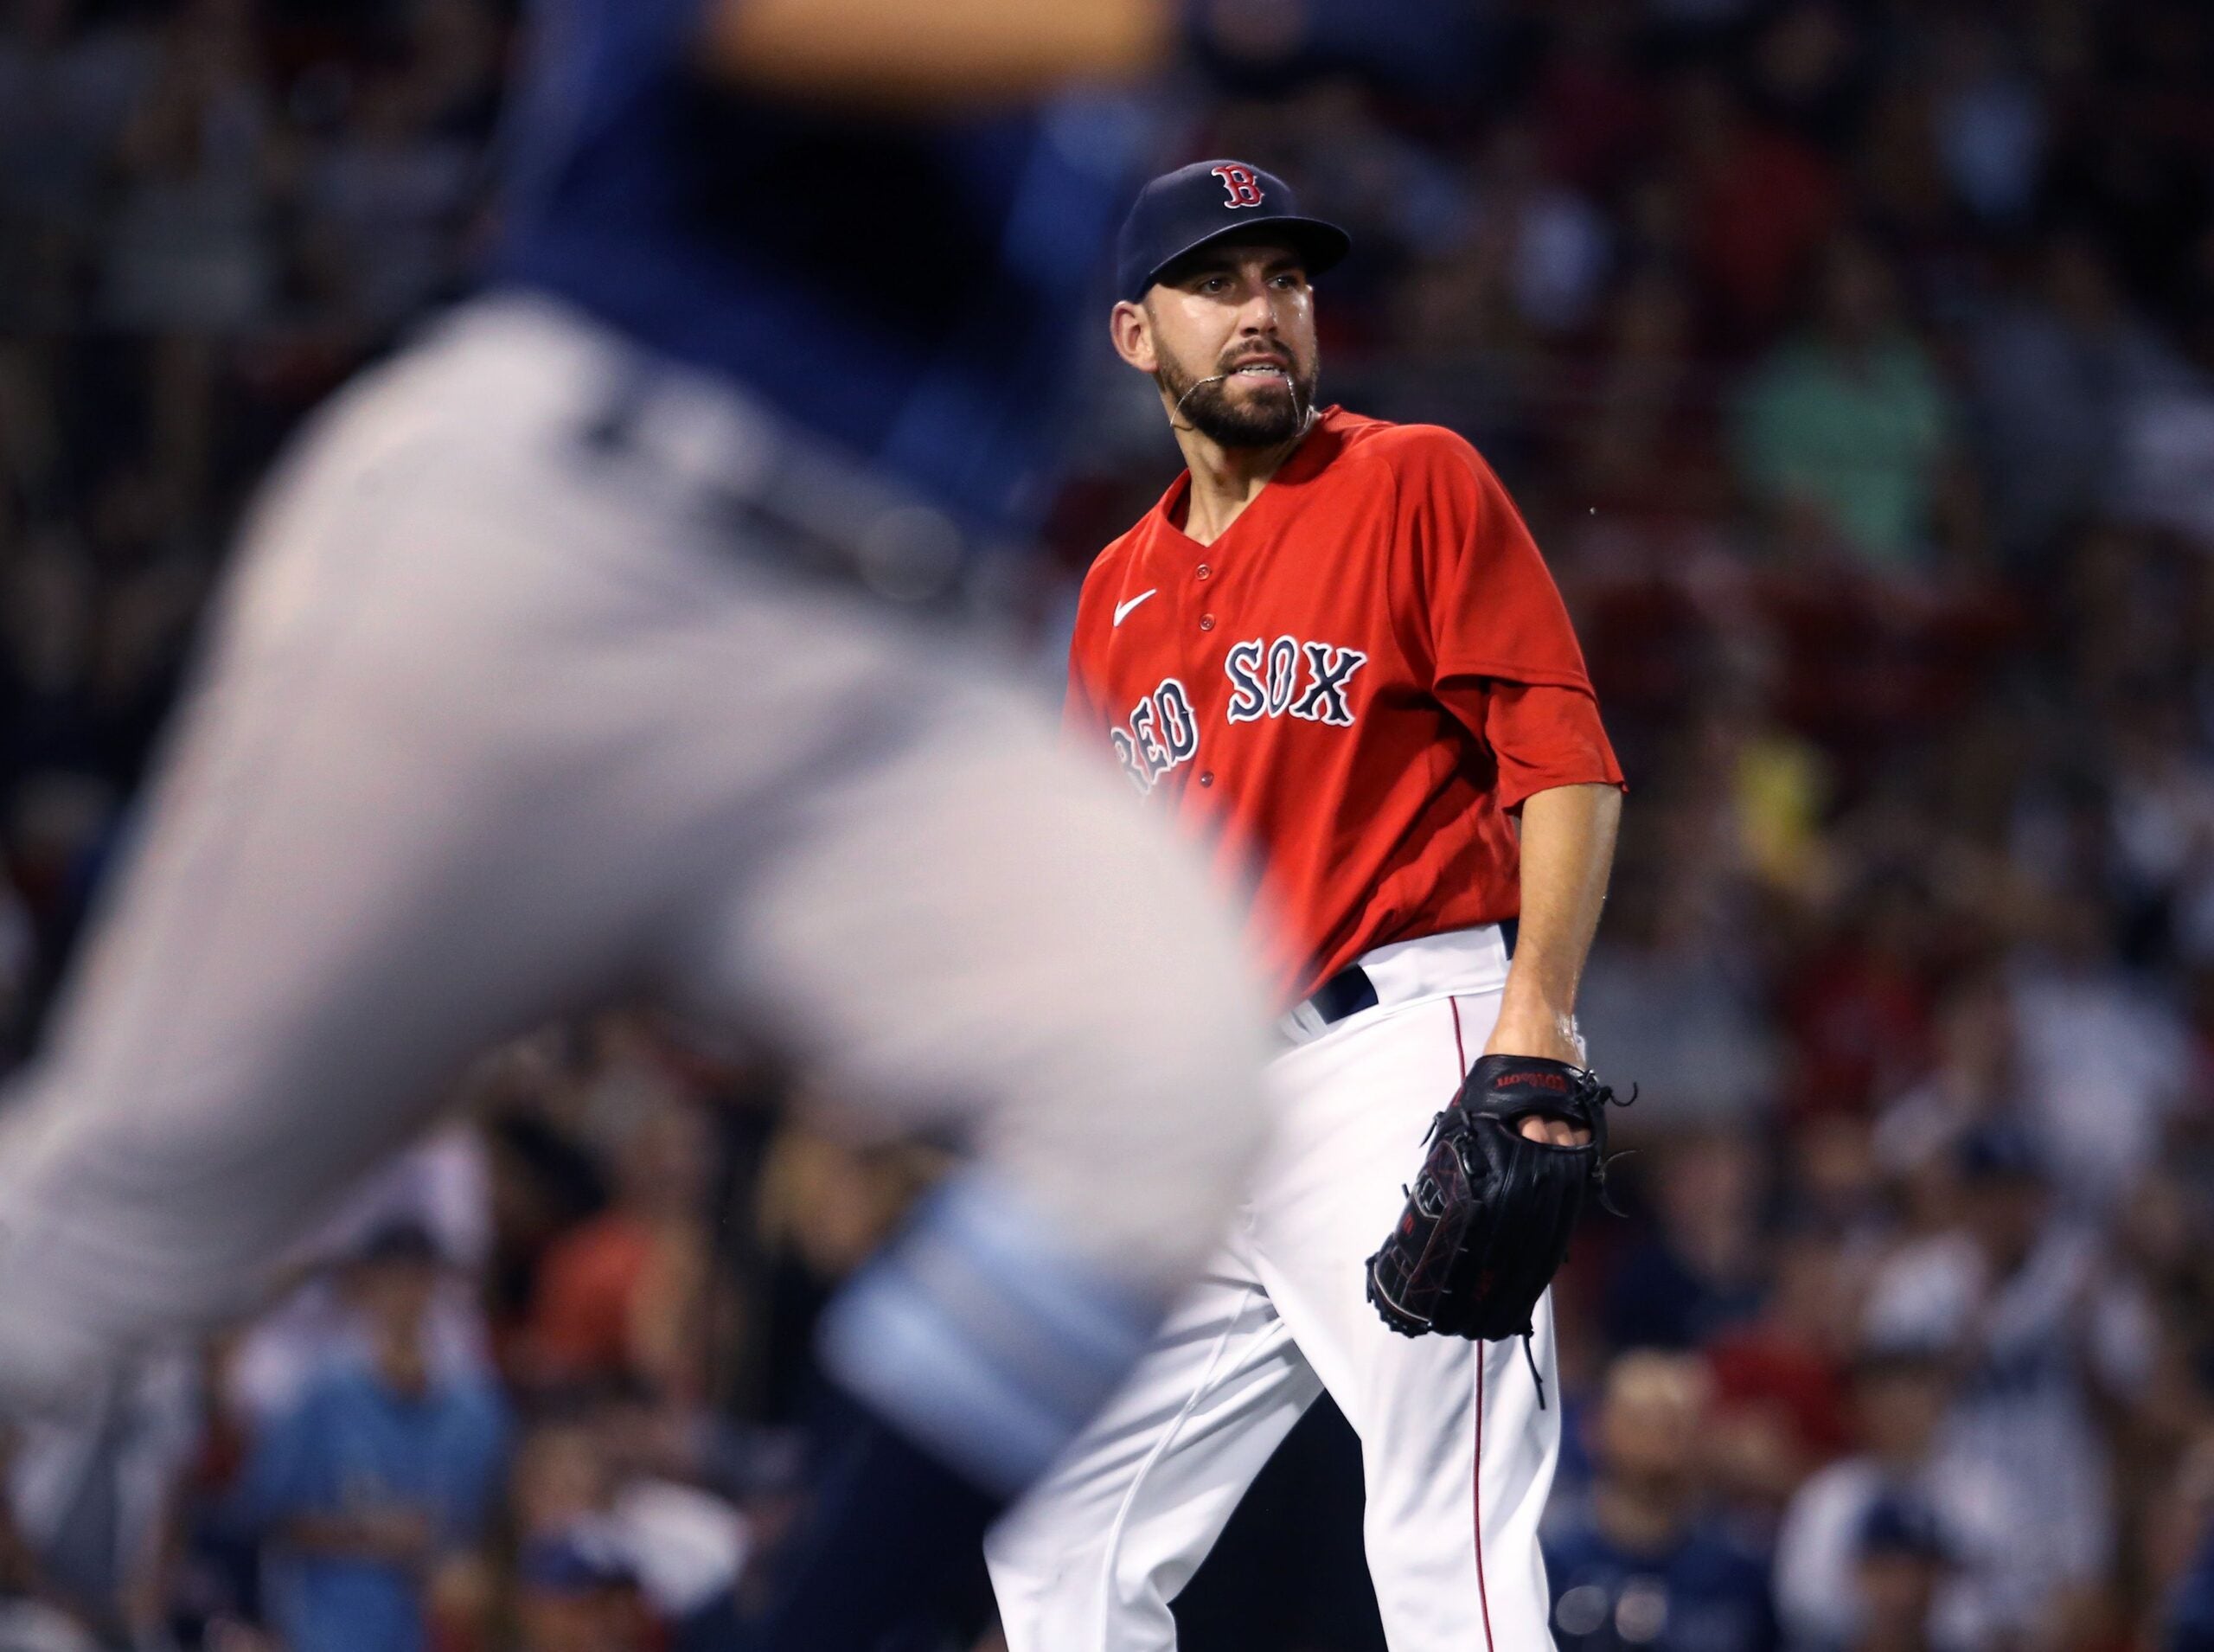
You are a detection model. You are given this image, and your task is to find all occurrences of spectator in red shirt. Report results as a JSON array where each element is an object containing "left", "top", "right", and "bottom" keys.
[
  {"left": 1668, "top": 68, "right": 1843, "bottom": 349},
  {"left": 525, "top": 1095, "right": 723, "bottom": 1402}
]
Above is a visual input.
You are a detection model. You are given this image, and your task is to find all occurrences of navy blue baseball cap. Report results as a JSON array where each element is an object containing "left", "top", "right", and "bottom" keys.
[{"left": 1115, "top": 159, "right": 1351, "bottom": 304}]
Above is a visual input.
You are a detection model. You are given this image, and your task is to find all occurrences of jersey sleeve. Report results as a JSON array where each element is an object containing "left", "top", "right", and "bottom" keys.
[
  {"left": 1406, "top": 432, "right": 1624, "bottom": 805},
  {"left": 1411, "top": 433, "right": 1596, "bottom": 691},
  {"left": 1436, "top": 678, "right": 1624, "bottom": 810}
]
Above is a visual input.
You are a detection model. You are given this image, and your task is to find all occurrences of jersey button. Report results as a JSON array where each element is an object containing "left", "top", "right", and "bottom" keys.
[
  {"left": 1198, "top": 772, "right": 1214, "bottom": 787},
  {"left": 1195, "top": 564, "right": 1212, "bottom": 580},
  {"left": 1199, "top": 615, "right": 1215, "bottom": 631}
]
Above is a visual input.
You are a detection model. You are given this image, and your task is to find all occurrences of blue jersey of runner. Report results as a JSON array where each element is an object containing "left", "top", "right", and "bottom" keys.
[{"left": 492, "top": 0, "right": 1147, "bottom": 537}]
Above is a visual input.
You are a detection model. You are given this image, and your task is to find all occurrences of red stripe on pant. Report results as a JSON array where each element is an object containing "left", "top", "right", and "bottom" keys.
[
  {"left": 1449, "top": 996, "right": 1498, "bottom": 1649},
  {"left": 1475, "top": 1352, "right": 1494, "bottom": 1649}
]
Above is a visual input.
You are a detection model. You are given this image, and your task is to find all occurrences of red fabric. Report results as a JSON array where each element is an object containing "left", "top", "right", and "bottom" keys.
[
  {"left": 1066, "top": 408, "right": 1622, "bottom": 1005},
  {"left": 527, "top": 1213, "right": 652, "bottom": 1380},
  {"left": 1538, "top": 55, "right": 1658, "bottom": 189},
  {"left": 1692, "top": 131, "right": 1841, "bottom": 343},
  {"left": 1782, "top": 944, "right": 1934, "bottom": 1117},
  {"left": 1705, "top": 1330, "right": 1852, "bottom": 1463}
]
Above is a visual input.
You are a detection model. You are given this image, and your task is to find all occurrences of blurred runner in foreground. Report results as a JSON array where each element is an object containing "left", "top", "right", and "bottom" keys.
[{"left": 0, "top": 0, "right": 1481, "bottom": 1641}]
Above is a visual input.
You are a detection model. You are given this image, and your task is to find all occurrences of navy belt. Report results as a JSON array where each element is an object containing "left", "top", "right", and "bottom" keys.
[
  {"left": 577, "top": 362, "right": 975, "bottom": 610},
  {"left": 1305, "top": 965, "right": 1380, "bottom": 1025},
  {"left": 1299, "top": 919, "right": 1518, "bottom": 1030}
]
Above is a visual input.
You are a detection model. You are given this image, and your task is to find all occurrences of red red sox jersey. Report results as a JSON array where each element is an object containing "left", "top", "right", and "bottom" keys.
[{"left": 1066, "top": 407, "right": 1624, "bottom": 1006}]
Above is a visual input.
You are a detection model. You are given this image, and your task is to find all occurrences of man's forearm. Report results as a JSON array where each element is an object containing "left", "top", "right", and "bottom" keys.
[{"left": 1484, "top": 783, "right": 1622, "bottom": 1064}]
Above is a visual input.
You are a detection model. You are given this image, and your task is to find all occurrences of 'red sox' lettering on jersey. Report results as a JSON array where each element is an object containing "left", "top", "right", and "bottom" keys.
[
  {"left": 1066, "top": 407, "right": 1623, "bottom": 1004},
  {"left": 1109, "top": 677, "right": 1200, "bottom": 795},
  {"left": 1222, "top": 636, "right": 1367, "bottom": 726}
]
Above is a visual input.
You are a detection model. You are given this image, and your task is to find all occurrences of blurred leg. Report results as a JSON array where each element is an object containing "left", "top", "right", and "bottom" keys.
[
  {"left": 0, "top": 302, "right": 1275, "bottom": 1650},
  {"left": 0, "top": 358, "right": 674, "bottom": 1407},
  {"left": 688, "top": 662, "right": 1271, "bottom": 1307},
  {"left": 0, "top": 307, "right": 1273, "bottom": 1453},
  {"left": 681, "top": 668, "right": 1277, "bottom": 1646}
]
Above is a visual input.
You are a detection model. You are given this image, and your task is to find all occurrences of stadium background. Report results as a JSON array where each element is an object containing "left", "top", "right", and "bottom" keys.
[{"left": 4, "top": 0, "right": 2214, "bottom": 1648}]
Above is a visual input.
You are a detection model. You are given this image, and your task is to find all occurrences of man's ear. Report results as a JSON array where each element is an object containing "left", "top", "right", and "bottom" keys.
[{"left": 1109, "top": 298, "right": 1158, "bottom": 375}]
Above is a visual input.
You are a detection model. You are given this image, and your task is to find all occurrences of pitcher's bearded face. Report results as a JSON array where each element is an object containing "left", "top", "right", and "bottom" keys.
[
  {"left": 1143, "top": 242, "right": 1321, "bottom": 448},
  {"left": 1153, "top": 333, "right": 1320, "bottom": 448}
]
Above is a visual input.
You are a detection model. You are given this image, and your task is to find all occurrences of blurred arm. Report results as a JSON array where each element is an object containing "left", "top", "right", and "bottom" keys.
[{"left": 701, "top": 0, "right": 1174, "bottom": 105}]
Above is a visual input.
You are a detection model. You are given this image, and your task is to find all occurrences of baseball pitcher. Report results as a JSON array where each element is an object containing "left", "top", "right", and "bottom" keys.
[{"left": 986, "top": 161, "right": 1629, "bottom": 1649}]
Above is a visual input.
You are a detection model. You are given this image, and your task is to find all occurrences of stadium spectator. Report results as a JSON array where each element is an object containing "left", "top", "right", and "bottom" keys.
[
  {"left": 1700, "top": 1226, "right": 1855, "bottom": 1520},
  {"left": 2006, "top": 893, "right": 2193, "bottom": 1211},
  {"left": 98, "top": 0, "right": 273, "bottom": 339},
  {"left": 293, "top": 67, "right": 483, "bottom": 333},
  {"left": 1860, "top": 1124, "right": 2155, "bottom": 1644},
  {"left": 1544, "top": 1351, "right": 1777, "bottom": 1652},
  {"left": 2164, "top": 1433, "right": 2214, "bottom": 1652},
  {"left": 1667, "top": 69, "right": 1842, "bottom": 348},
  {"left": 1603, "top": 1130, "right": 1768, "bottom": 1353},
  {"left": 226, "top": 1125, "right": 496, "bottom": 1428},
  {"left": 1577, "top": 805, "right": 1782, "bottom": 1137},
  {"left": 0, "top": 0, "right": 157, "bottom": 331},
  {"left": 1872, "top": 970, "right": 2022, "bottom": 1230},
  {"left": 525, "top": 1087, "right": 726, "bottom": 1402},
  {"left": 514, "top": 1531, "right": 655, "bottom": 1652},
  {"left": 234, "top": 1221, "right": 509, "bottom": 1652},
  {"left": 1966, "top": 236, "right": 2188, "bottom": 561},
  {"left": 1731, "top": 236, "right": 1959, "bottom": 575},
  {"left": 509, "top": 1386, "right": 748, "bottom": 1636},
  {"left": 1773, "top": 1329, "right": 1992, "bottom": 1652},
  {"left": 1842, "top": 1494, "right": 1955, "bottom": 1652}
]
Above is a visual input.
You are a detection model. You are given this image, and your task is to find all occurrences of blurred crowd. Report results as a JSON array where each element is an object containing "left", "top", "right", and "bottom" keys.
[{"left": 3, "top": 0, "right": 2214, "bottom": 1649}]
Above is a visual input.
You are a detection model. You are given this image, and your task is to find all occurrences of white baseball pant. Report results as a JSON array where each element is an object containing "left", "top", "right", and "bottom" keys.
[
  {"left": 987, "top": 925, "right": 1559, "bottom": 1650},
  {"left": 0, "top": 298, "right": 1271, "bottom": 1485}
]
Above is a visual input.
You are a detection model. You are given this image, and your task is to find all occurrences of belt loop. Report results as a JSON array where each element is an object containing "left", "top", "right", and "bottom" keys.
[{"left": 1501, "top": 917, "right": 1518, "bottom": 960}]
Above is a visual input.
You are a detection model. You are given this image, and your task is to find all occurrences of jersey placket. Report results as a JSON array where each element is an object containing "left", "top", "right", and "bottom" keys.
[{"left": 1187, "top": 548, "right": 1222, "bottom": 790}]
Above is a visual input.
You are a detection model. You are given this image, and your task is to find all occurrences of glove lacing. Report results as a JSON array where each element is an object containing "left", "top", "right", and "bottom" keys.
[{"left": 1520, "top": 1076, "right": 1637, "bottom": 1412}]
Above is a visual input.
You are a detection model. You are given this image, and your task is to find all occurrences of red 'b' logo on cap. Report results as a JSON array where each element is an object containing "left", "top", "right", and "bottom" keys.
[{"left": 1212, "top": 163, "right": 1265, "bottom": 209}]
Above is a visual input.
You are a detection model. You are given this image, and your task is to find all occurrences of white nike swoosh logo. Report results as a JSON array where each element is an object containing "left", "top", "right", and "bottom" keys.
[{"left": 1112, "top": 590, "right": 1158, "bottom": 626}]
